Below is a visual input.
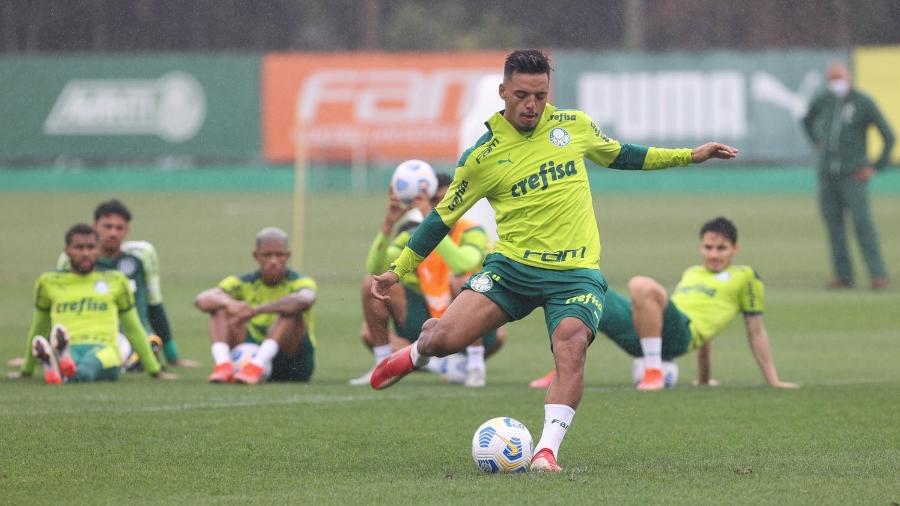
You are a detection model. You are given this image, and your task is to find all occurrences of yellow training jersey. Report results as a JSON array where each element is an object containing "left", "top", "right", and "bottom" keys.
[
  {"left": 671, "top": 265, "right": 765, "bottom": 350},
  {"left": 390, "top": 104, "right": 693, "bottom": 277},
  {"left": 33, "top": 269, "right": 135, "bottom": 348}
]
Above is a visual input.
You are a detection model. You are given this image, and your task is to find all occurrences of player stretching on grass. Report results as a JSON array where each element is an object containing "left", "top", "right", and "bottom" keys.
[
  {"left": 196, "top": 227, "right": 317, "bottom": 385},
  {"left": 529, "top": 217, "right": 799, "bottom": 390},
  {"left": 369, "top": 49, "right": 738, "bottom": 472},
  {"left": 15, "top": 224, "right": 172, "bottom": 383}
]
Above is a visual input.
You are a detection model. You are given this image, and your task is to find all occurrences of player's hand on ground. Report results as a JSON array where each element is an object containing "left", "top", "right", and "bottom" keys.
[
  {"left": 371, "top": 271, "right": 400, "bottom": 301},
  {"left": 770, "top": 380, "right": 800, "bottom": 389},
  {"left": 691, "top": 378, "right": 720, "bottom": 387},
  {"left": 151, "top": 370, "right": 179, "bottom": 380},
  {"left": 171, "top": 358, "right": 201, "bottom": 368},
  {"left": 6, "top": 357, "right": 24, "bottom": 367},
  {"left": 691, "top": 142, "right": 738, "bottom": 162}
]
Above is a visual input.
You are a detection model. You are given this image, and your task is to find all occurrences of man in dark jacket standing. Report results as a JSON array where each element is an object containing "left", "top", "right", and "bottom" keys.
[{"left": 803, "top": 61, "right": 894, "bottom": 290}]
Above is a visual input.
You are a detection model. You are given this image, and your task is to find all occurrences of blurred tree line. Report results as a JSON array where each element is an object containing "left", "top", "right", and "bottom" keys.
[{"left": 2, "top": 0, "right": 899, "bottom": 53}]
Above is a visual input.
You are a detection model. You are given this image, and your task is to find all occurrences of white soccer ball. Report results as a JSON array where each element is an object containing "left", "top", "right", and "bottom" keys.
[
  {"left": 471, "top": 417, "right": 533, "bottom": 473},
  {"left": 631, "top": 358, "right": 679, "bottom": 388},
  {"left": 231, "top": 343, "right": 272, "bottom": 379},
  {"left": 390, "top": 159, "right": 438, "bottom": 204}
]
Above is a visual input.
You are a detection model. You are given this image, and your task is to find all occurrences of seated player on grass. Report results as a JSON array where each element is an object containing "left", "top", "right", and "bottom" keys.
[
  {"left": 529, "top": 217, "right": 798, "bottom": 391},
  {"left": 56, "top": 199, "right": 198, "bottom": 370},
  {"left": 195, "top": 227, "right": 317, "bottom": 385},
  {"left": 13, "top": 224, "right": 174, "bottom": 384},
  {"left": 350, "top": 172, "right": 503, "bottom": 388}
]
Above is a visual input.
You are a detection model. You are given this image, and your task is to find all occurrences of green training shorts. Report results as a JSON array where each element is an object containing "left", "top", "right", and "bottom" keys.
[
  {"left": 598, "top": 289, "right": 691, "bottom": 360},
  {"left": 70, "top": 343, "right": 121, "bottom": 382},
  {"left": 463, "top": 253, "right": 607, "bottom": 341}
]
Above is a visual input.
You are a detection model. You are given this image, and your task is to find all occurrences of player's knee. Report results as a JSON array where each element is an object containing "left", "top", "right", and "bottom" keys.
[
  {"left": 629, "top": 276, "right": 664, "bottom": 304},
  {"left": 551, "top": 321, "right": 590, "bottom": 362},
  {"left": 418, "top": 318, "right": 455, "bottom": 357}
]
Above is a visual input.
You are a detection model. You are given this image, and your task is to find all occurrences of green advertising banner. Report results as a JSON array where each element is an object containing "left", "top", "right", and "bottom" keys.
[
  {"left": 0, "top": 55, "right": 259, "bottom": 159},
  {"left": 552, "top": 50, "right": 849, "bottom": 164}
]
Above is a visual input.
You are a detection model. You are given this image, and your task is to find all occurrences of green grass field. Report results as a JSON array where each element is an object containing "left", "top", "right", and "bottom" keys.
[{"left": 1, "top": 187, "right": 898, "bottom": 505}]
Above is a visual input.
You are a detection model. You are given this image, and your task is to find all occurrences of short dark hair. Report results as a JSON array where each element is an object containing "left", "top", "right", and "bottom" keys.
[
  {"left": 700, "top": 216, "right": 738, "bottom": 244},
  {"left": 94, "top": 199, "right": 131, "bottom": 222},
  {"left": 503, "top": 49, "right": 553, "bottom": 81},
  {"left": 65, "top": 223, "right": 98, "bottom": 245},
  {"left": 436, "top": 172, "right": 452, "bottom": 189}
]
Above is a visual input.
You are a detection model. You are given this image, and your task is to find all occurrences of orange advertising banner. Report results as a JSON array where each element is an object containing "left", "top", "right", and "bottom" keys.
[{"left": 262, "top": 52, "right": 508, "bottom": 163}]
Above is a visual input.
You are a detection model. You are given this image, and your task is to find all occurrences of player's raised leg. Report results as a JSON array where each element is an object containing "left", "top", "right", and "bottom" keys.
[
  {"left": 49, "top": 324, "right": 77, "bottom": 379},
  {"left": 628, "top": 276, "right": 669, "bottom": 391},
  {"left": 31, "top": 336, "right": 62, "bottom": 385},
  {"left": 530, "top": 317, "right": 591, "bottom": 472},
  {"left": 205, "top": 308, "right": 241, "bottom": 383},
  {"left": 370, "top": 290, "right": 507, "bottom": 389}
]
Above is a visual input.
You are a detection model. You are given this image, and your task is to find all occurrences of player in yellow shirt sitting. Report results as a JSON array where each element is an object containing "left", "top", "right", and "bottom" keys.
[
  {"left": 530, "top": 217, "right": 798, "bottom": 390},
  {"left": 15, "top": 224, "right": 173, "bottom": 384}
]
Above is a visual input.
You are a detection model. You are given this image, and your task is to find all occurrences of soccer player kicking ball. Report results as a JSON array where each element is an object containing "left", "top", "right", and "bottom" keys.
[
  {"left": 530, "top": 217, "right": 799, "bottom": 391},
  {"left": 14, "top": 224, "right": 173, "bottom": 383},
  {"left": 195, "top": 227, "right": 317, "bottom": 385},
  {"left": 369, "top": 49, "right": 738, "bottom": 473}
]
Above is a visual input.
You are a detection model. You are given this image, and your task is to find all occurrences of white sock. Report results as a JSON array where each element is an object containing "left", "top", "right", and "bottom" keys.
[
  {"left": 640, "top": 337, "right": 662, "bottom": 370},
  {"left": 373, "top": 344, "right": 393, "bottom": 365},
  {"left": 465, "top": 345, "right": 485, "bottom": 372},
  {"left": 409, "top": 342, "right": 430, "bottom": 368},
  {"left": 535, "top": 404, "right": 576, "bottom": 458},
  {"left": 251, "top": 339, "right": 279, "bottom": 368},
  {"left": 211, "top": 342, "right": 231, "bottom": 365}
]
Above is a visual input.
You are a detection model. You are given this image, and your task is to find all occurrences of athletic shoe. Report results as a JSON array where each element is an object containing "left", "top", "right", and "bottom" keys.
[
  {"left": 872, "top": 277, "right": 888, "bottom": 291},
  {"left": 529, "top": 369, "right": 556, "bottom": 389},
  {"left": 530, "top": 448, "right": 562, "bottom": 473},
  {"left": 827, "top": 278, "right": 854, "bottom": 289},
  {"left": 348, "top": 368, "right": 374, "bottom": 386},
  {"left": 207, "top": 363, "right": 234, "bottom": 383},
  {"left": 32, "top": 336, "right": 62, "bottom": 385},
  {"left": 49, "top": 324, "right": 77, "bottom": 378},
  {"left": 370, "top": 344, "right": 415, "bottom": 390},
  {"left": 464, "top": 367, "right": 486, "bottom": 388},
  {"left": 234, "top": 362, "right": 265, "bottom": 385},
  {"left": 637, "top": 368, "right": 665, "bottom": 391},
  {"left": 442, "top": 353, "right": 467, "bottom": 384}
]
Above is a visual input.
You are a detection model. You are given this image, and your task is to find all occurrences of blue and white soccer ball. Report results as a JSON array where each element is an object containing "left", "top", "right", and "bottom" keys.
[
  {"left": 390, "top": 159, "right": 438, "bottom": 204},
  {"left": 471, "top": 417, "right": 533, "bottom": 473},
  {"left": 231, "top": 343, "right": 272, "bottom": 379},
  {"left": 631, "top": 358, "right": 679, "bottom": 388}
]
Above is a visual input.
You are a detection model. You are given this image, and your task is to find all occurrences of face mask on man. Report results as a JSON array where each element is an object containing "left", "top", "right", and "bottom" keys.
[{"left": 828, "top": 79, "right": 851, "bottom": 98}]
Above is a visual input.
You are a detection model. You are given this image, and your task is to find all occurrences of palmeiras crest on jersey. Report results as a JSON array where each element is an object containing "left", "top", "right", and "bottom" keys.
[
  {"left": 470, "top": 273, "right": 493, "bottom": 293},
  {"left": 549, "top": 127, "right": 570, "bottom": 147},
  {"left": 117, "top": 257, "right": 137, "bottom": 277},
  {"left": 93, "top": 280, "right": 110, "bottom": 295}
]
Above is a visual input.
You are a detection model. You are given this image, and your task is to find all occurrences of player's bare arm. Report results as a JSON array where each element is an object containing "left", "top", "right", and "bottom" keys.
[
  {"left": 691, "top": 342, "right": 720, "bottom": 387},
  {"left": 744, "top": 314, "right": 799, "bottom": 389},
  {"left": 691, "top": 142, "right": 739, "bottom": 162},
  {"left": 252, "top": 289, "right": 316, "bottom": 316}
]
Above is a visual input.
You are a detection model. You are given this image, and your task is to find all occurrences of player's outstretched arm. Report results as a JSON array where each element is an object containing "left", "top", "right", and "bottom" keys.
[
  {"left": 744, "top": 314, "right": 798, "bottom": 389},
  {"left": 691, "top": 142, "right": 739, "bottom": 163}
]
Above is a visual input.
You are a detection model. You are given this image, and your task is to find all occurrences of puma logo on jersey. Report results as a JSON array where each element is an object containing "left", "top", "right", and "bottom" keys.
[
  {"left": 510, "top": 160, "right": 576, "bottom": 197},
  {"left": 497, "top": 154, "right": 513, "bottom": 165}
]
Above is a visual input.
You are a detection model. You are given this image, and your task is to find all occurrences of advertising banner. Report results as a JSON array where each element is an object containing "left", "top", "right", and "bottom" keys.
[
  {"left": 552, "top": 50, "right": 849, "bottom": 164},
  {"left": 262, "top": 52, "right": 508, "bottom": 163},
  {"left": 854, "top": 46, "right": 900, "bottom": 165},
  {"left": 0, "top": 55, "right": 259, "bottom": 159}
]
